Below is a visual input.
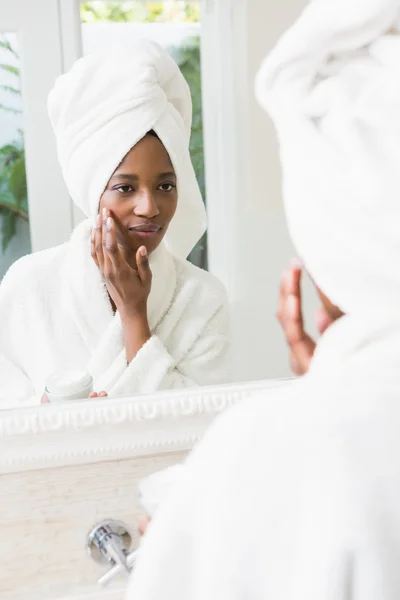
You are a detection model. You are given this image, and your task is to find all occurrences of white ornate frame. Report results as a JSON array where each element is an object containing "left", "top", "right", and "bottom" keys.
[{"left": 0, "top": 379, "right": 293, "bottom": 475}]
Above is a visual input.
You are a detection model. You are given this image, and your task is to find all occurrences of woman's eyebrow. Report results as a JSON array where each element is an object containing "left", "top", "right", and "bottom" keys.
[
  {"left": 110, "top": 173, "right": 139, "bottom": 182},
  {"left": 158, "top": 171, "right": 176, "bottom": 179},
  {"left": 110, "top": 172, "right": 176, "bottom": 182}
]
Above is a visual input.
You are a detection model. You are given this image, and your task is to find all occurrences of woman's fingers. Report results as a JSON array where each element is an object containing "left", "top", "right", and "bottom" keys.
[
  {"left": 94, "top": 213, "right": 105, "bottom": 271},
  {"left": 104, "top": 212, "right": 121, "bottom": 269},
  {"left": 102, "top": 208, "right": 113, "bottom": 276},
  {"left": 315, "top": 307, "right": 334, "bottom": 335},
  {"left": 90, "top": 227, "right": 98, "bottom": 268},
  {"left": 286, "top": 260, "right": 304, "bottom": 318},
  {"left": 138, "top": 514, "right": 151, "bottom": 537},
  {"left": 43, "top": 391, "right": 110, "bottom": 403},
  {"left": 136, "top": 246, "right": 152, "bottom": 287},
  {"left": 289, "top": 335, "right": 316, "bottom": 375},
  {"left": 278, "top": 260, "right": 316, "bottom": 375},
  {"left": 278, "top": 260, "right": 302, "bottom": 327},
  {"left": 282, "top": 266, "right": 306, "bottom": 345},
  {"left": 277, "top": 268, "right": 288, "bottom": 325}
]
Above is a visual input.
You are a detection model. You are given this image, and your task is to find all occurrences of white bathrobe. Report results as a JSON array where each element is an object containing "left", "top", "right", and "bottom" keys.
[
  {"left": 127, "top": 315, "right": 400, "bottom": 600},
  {"left": 0, "top": 221, "right": 229, "bottom": 407},
  {"left": 0, "top": 40, "right": 231, "bottom": 407},
  {"left": 126, "top": 0, "right": 400, "bottom": 598}
]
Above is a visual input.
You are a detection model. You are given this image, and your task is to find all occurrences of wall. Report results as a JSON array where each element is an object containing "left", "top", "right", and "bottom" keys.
[{"left": 229, "top": 0, "right": 319, "bottom": 381}]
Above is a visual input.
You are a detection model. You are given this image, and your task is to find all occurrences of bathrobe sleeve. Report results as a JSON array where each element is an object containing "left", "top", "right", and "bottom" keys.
[
  {"left": 0, "top": 261, "right": 38, "bottom": 407},
  {"left": 94, "top": 301, "right": 231, "bottom": 396}
]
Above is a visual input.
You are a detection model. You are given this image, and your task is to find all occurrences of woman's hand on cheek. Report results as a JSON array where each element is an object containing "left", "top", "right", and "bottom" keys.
[{"left": 91, "top": 208, "right": 152, "bottom": 321}]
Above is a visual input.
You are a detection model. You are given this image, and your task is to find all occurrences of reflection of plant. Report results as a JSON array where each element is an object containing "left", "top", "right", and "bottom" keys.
[
  {"left": 0, "top": 36, "right": 28, "bottom": 252},
  {"left": 0, "top": 137, "right": 28, "bottom": 252},
  {"left": 81, "top": 1, "right": 200, "bottom": 24},
  {"left": 171, "top": 38, "right": 207, "bottom": 269}
]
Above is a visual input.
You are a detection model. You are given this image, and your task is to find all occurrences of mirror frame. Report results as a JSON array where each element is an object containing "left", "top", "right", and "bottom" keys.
[{"left": 0, "top": 379, "right": 293, "bottom": 474}]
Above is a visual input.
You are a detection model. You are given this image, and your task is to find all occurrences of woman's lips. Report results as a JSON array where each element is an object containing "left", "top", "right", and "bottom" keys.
[{"left": 128, "top": 225, "right": 161, "bottom": 238}]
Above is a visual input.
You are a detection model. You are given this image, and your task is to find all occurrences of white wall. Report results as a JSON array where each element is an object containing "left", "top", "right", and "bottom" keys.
[{"left": 229, "top": 0, "right": 319, "bottom": 381}]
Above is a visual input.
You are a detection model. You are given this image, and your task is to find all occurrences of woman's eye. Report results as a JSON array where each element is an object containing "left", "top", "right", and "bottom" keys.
[
  {"left": 159, "top": 183, "right": 176, "bottom": 192},
  {"left": 116, "top": 185, "right": 133, "bottom": 194}
]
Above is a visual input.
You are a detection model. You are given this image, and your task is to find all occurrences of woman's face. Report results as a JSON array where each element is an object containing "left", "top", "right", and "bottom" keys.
[{"left": 99, "top": 134, "right": 178, "bottom": 255}]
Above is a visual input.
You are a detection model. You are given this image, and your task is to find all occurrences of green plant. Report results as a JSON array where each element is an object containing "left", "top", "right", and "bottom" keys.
[
  {"left": 0, "top": 137, "right": 28, "bottom": 252},
  {"left": 81, "top": 1, "right": 200, "bottom": 24},
  {"left": 0, "top": 36, "right": 28, "bottom": 252},
  {"left": 170, "top": 37, "right": 207, "bottom": 269}
]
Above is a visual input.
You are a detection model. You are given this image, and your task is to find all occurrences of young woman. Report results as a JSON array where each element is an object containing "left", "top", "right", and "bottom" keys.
[
  {"left": 126, "top": 1, "right": 400, "bottom": 599},
  {"left": 0, "top": 40, "right": 230, "bottom": 406}
]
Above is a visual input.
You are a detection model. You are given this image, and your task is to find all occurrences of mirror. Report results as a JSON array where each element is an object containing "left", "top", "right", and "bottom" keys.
[{"left": 0, "top": 0, "right": 318, "bottom": 411}]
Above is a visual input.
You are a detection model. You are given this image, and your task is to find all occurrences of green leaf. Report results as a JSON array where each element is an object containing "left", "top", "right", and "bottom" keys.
[
  {"left": 0, "top": 40, "right": 12, "bottom": 50},
  {"left": 0, "top": 141, "right": 24, "bottom": 172},
  {"left": 0, "top": 38, "right": 19, "bottom": 59},
  {"left": 0, "top": 143, "right": 20, "bottom": 157},
  {"left": 0, "top": 84, "right": 20, "bottom": 95},
  {"left": 0, "top": 63, "right": 20, "bottom": 77},
  {"left": 0, "top": 209, "right": 17, "bottom": 252},
  {"left": 0, "top": 103, "right": 22, "bottom": 115},
  {"left": 7, "top": 155, "right": 27, "bottom": 207},
  {"left": 0, "top": 189, "right": 16, "bottom": 207}
]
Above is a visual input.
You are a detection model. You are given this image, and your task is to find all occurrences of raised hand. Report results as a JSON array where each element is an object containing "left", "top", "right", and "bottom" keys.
[
  {"left": 278, "top": 260, "right": 333, "bottom": 375},
  {"left": 91, "top": 208, "right": 152, "bottom": 321}
]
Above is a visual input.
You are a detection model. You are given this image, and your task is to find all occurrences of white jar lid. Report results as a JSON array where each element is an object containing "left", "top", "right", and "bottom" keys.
[{"left": 45, "top": 370, "right": 92, "bottom": 396}]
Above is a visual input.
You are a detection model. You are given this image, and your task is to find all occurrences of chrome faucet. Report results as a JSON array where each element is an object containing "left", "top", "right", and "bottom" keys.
[{"left": 87, "top": 519, "right": 139, "bottom": 587}]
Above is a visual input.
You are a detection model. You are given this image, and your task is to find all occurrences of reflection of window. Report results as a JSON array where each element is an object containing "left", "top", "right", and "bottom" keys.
[
  {"left": 0, "top": 33, "right": 30, "bottom": 279},
  {"left": 80, "top": 1, "right": 207, "bottom": 270}
]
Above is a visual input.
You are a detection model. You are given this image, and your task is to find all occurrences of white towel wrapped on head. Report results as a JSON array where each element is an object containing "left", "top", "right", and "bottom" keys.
[
  {"left": 255, "top": 0, "right": 400, "bottom": 315},
  {"left": 124, "top": 4, "right": 400, "bottom": 600},
  {"left": 48, "top": 39, "right": 206, "bottom": 259}
]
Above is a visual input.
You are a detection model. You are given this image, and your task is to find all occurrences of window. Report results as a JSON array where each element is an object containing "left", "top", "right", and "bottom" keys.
[{"left": 0, "top": 34, "right": 30, "bottom": 279}]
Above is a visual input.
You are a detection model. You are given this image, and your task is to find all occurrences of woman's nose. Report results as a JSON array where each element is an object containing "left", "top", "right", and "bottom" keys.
[{"left": 134, "top": 189, "right": 159, "bottom": 218}]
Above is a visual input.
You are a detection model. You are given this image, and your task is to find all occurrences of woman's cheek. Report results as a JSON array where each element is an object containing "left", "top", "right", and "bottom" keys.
[{"left": 102, "top": 191, "right": 124, "bottom": 212}]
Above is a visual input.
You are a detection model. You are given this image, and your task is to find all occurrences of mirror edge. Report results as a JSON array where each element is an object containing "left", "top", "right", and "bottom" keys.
[{"left": 0, "top": 378, "right": 294, "bottom": 475}]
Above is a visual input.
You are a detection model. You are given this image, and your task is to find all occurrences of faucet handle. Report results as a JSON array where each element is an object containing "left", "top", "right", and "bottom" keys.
[
  {"left": 87, "top": 519, "right": 138, "bottom": 587},
  {"left": 98, "top": 548, "right": 139, "bottom": 587}
]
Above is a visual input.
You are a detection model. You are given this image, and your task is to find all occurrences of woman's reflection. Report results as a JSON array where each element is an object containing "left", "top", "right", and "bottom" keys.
[{"left": 0, "top": 40, "right": 230, "bottom": 407}]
